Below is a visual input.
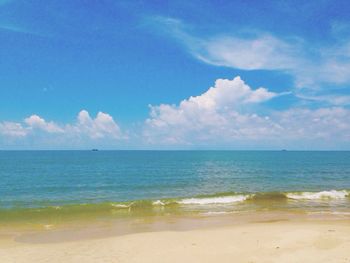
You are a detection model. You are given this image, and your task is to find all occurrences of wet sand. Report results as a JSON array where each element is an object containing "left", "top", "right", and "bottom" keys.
[{"left": 0, "top": 212, "right": 350, "bottom": 263}]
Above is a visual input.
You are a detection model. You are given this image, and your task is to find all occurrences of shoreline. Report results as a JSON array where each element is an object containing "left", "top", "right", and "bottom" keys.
[
  {"left": 2, "top": 209, "right": 350, "bottom": 242},
  {"left": 1, "top": 212, "right": 350, "bottom": 262},
  {"left": 1, "top": 189, "right": 349, "bottom": 228}
]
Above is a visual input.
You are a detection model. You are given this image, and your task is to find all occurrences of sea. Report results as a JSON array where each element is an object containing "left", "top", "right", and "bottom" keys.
[{"left": 1, "top": 150, "right": 350, "bottom": 225}]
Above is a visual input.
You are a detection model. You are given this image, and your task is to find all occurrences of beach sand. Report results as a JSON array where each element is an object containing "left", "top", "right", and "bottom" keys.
[{"left": 0, "top": 216, "right": 350, "bottom": 263}]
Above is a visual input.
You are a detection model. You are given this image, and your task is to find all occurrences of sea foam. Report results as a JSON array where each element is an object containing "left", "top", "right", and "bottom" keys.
[
  {"left": 286, "top": 190, "right": 349, "bottom": 200},
  {"left": 152, "top": 200, "right": 165, "bottom": 206},
  {"left": 111, "top": 203, "right": 130, "bottom": 208},
  {"left": 179, "top": 195, "right": 249, "bottom": 205}
]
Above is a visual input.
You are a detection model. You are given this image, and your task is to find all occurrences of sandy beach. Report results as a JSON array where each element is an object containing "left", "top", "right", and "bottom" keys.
[
  {"left": 1, "top": 216, "right": 350, "bottom": 263},
  {"left": 2, "top": 0, "right": 350, "bottom": 260}
]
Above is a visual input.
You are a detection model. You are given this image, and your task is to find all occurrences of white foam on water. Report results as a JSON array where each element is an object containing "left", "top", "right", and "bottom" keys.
[
  {"left": 179, "top": 195, "right": 249, "bottom": 205},
  {"left": 287, "top": 190, "right": 349, "bottom": 200},
  {"left": 152, "top": 200, "right": 165, "bottom": 206},
  {"left": 111, "top": 204, "right": 130, "bottom": 208},
  {"left": 201, "top": 211, "right": 236, "bottom": 216}
]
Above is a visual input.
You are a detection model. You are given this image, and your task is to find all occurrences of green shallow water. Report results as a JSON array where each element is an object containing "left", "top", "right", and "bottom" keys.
[{"left": 1, "top": 190, "right": 349, "bottom": 225}]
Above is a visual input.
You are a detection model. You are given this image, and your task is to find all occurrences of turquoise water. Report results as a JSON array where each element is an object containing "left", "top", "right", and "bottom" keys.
[{"left": 0, "top": 151, "right": 350, "bottom": 222}]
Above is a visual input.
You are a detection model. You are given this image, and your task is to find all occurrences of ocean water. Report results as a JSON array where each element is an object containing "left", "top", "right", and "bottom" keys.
[{"left": 1, "top": 151, "right": 350, "bottom": 223}]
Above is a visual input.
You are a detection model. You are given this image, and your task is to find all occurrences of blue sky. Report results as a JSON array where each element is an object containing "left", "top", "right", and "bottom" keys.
[{"left": 0, "top": 0, "right": 350, "bottom": 149}]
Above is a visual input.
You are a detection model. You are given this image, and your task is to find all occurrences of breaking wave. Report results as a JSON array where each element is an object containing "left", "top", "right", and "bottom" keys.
[
  {"left": 178, "top": 195, "right": 249, "bottom": 205},
  {"left": 286, "top": 190, "right": 349, "bottom": 200},
  {"left": 0, "top": 190, "right": 349, "bottom": 224}
]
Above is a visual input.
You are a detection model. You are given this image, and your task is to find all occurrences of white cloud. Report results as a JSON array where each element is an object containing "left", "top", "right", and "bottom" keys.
[
  {"left": 1, "top": 85, "right": 349, "bottom": 149},
  {"left": 24, "top": 115, "right": 64, "bottom": 133},
  {"left": 150, "top": 17, "right": 350, "bottom": 90},
  {"left": 295, "top": 93, "right": 350, "bottom": 106},
  {"left": 0, "top": 122, "right": 28, "bottom": 137},
  {"left": 0, "top": 110, "right": 124, "bottom": 143},
  {"left": 72, "top": 110, "right": 122, "bottom": 139},
  {"left": 144, "top": 76, "right": 350, "bottom": 146},
  {"left": 275, "top": 107, "right": 350, "bottom": 140},
  {"left": 144, "top": 76, "right": 280, "bottom": 144},
  {"left": 197, "top": 35, "right": 300, "bottom": 71},
  {"left": 183, "top": 76, "right": 276, "bottom": 110}
]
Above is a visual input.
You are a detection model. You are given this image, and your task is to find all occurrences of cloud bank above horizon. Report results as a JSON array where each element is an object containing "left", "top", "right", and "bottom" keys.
[
  {"left": 144, "top": 76, "right": 350, "bottom": 147},
  {"left": 0, "top": 110, "right": 124, "bottom": 148},
  {"left": 1, "top": 76, "right": 349, "bottom": 149}
]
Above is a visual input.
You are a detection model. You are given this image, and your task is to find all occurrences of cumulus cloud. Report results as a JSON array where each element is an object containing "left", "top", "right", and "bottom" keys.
[
  {"left": 149, "top": 16, "right": 350, "bottom": 90},
  {"left": 0, "top": 122, "right": 28, "bottom": 137},
  {"left": 144, "top": 76, "right": 280, "bottom": 144},
  {"left": 0, "top": 110, "right": 124, "bottom": 142},
  {"left": 72, "top": 110, "right": 122, "bottom": 139},
  {"left": 24, "top": 115, "right": 64, "bottom": 133},
  {"left": 1, "top": 81, "right": 349, "bottom": 149},
  {"left": 180, "top": 76, "right": 276, "bottom": 110},
  {"left": 144, "top": 76, "right": 350, "bottom": 146}
]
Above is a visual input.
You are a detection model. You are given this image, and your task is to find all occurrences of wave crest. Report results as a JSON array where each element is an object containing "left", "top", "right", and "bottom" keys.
[
  {"left": 179, "top": 195, "right": 249, "bottom": 205},
  {"left": 286, "top": 190, "right": 349, "bottom": 200}
]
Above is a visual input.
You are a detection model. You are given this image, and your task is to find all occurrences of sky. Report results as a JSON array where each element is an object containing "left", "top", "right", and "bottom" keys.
[{"left": 0, "top": 0, "right": 350, "bottom": 150}]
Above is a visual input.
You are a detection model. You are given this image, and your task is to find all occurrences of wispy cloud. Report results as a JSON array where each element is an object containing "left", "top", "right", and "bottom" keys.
[
  {"left": 146, "top": 16, "right": 350, "bottom": 90},
  {"left": 0, "top": 24, "right": 26, "bottom": 33},
  {"left": 0, "top": 23, "right": 49, "bottom": 37},
  {"left": 295, "top": 93, "right": 350, "bottom": 106}
]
